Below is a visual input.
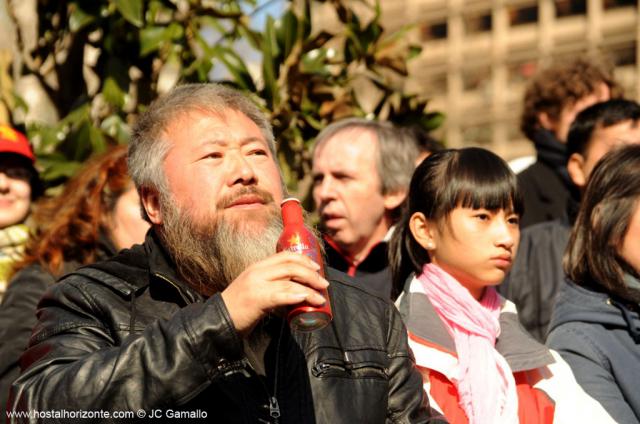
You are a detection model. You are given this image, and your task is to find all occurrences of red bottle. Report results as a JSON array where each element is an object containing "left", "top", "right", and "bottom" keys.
[{"left": 276, "top": 198, "right": 332, "bottom": 331}]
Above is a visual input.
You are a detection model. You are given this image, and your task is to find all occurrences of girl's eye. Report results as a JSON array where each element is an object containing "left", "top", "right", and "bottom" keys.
[
  {"left": 508, "top": 215, "right": 520, "bottom": 225},
  {"left": 475, "top": 213, "right": 490, "bottom": 221}
]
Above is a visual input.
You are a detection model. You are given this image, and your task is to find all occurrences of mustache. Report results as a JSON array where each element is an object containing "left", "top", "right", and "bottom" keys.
[{"left": 216, "top": 186, "right": 275, "bottom": 209}]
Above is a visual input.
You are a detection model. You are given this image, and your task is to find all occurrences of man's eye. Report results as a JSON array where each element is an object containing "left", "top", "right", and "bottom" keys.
[
  {"left": 249, "top": 149, "right": 267, "bottom": 156},
  {"left": 206, "top": 152, "right": 223, "bottom": 159}
]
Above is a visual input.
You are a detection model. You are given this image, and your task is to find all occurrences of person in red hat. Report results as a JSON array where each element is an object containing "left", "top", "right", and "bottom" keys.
[{"left": 0, "top": 124, "right": 41, "bottom": 302}]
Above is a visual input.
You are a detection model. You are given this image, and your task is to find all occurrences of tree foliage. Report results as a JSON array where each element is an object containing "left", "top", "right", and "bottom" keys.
[{"left": 2, "top": 0, "right": 443, "bottom": 195}]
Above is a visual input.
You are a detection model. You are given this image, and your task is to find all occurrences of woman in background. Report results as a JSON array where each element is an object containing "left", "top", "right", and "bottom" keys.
[
  {"left": 0, "top": 145, "right": 149, "bottom": 415},
  {"left": 547, "top": 144, "right": 640, "bottom": 424},
  {"left": 390, "top": 147, "right": 613, "bottom": 423},
  {"left": 0, "top": 125, "right": 42, "bottom": 301}
]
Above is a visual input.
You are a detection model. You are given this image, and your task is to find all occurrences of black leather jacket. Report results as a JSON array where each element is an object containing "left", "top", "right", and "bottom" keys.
[{"left": 9, "top": 231, "right": 444, "bottom": 423}]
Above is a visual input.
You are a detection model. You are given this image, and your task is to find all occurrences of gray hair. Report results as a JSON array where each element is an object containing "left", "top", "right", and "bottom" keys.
[
  {"left": 313, "top": 118, "right": 420, "bottom": 194},
  {"left": 128, "top": 83, "right": 276, "bottom": 197}
]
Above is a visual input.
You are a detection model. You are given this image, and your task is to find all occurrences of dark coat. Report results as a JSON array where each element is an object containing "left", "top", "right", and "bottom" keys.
[
  {"left": 518, "top": 129, "right": 574, "bottom": 228},
  {"left": 547, "top": 280, "right": 640, "bottom": 424},
  {"left": 8, "top": 231, "right": 443, "bottom": 423},
  {"left": 0, "top": 265, "right": 54, "bottom": 419},
  {"left": 323, "top": 237, "right": 392, "bottom": 299},
  {"left": 0, "top": 239, "right": 117, "bottom": 419},
  {"left": 498, "top": 219, "right": 571, "bottom": 342}
]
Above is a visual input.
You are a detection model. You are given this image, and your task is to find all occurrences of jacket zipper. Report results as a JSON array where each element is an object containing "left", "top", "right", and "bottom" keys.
[{"left": 261, "top": 318, "right": 284, "bottom": 423}]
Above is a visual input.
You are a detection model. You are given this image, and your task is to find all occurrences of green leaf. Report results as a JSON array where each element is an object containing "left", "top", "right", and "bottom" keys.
[
  {"left": 39, "top": 156, "right": 83, "bottom": 182},
  {"left": 103, "top": 77, "right": 126, "bottom": 108},
  {"left": 69, "top": 5, "right": 96, "bottom": 32},
  {"left": 115, "top": 0, "right": 143, "bottom": 28},
  {"left": 101, "top": 57, "right": 129, "bottom": 108},
  {"left": 60, "top": 104, "right": 90, "bottom": 127},
  {"left": 140, "top": 26, "right": 168, "bottom": 56},
  {"left": 101, "top": 115, "right": 131, "bottom": 143},
  {"left": 422, "top": 112, "right": 446, "bottom": 131},
  {"left": 378, "top": 24, "right": 413, "bottom": 50},
  {"left": 261, "top": 16, "right": 279, "bottom": 106},
  {"left": 213, "top": 47, "right": 257, "bottom": 91},
  {"left": 408, "top": 45, "right": 422, "bottom": 59},
  {"left": 167, "top": 22, "right": 184, "bottom": 40},
  {"left": 300, "top": 49, "right": 330, "bottom": 75},
  {"left": 88, "top": 124, "right": 108, "bottom": 153},
  {"left": 301, "top": 0, "right": 312, "bottom": 39},
  {"left": 277, "top": 10, "right": 298, "bottom": 60}
]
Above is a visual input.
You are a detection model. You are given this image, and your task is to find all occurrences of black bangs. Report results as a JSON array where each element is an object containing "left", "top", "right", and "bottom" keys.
[{"left": 438, "top": 148, "right": 523, "bottom": 216}]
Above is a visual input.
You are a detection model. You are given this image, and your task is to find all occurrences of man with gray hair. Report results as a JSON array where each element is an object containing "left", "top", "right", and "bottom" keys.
[
  {"left": 312, "top": 119, "right": 420, "bottom": 298},
  {"left": 8, "top": 84, "right": 443, "bottom": 423}
]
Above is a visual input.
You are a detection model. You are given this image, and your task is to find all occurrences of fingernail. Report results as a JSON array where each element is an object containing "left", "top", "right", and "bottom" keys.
[{"left": 319, "top": 277, "right": 330, "bottom": 288}]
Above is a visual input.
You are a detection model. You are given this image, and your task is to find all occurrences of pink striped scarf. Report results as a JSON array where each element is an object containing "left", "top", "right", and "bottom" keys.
[{"left": 417, "top": 263, "right": 518, "bottom": 423}]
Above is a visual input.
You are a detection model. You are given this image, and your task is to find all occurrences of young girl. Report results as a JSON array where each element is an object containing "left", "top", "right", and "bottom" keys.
[
  {"left": 547, "top": 144, "right": 640, "bottom": 423},
  {"left": 390, "top": 147, "right": 613, "bottom": 423}
]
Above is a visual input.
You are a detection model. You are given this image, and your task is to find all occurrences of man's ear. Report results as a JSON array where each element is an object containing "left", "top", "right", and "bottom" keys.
[
  {"left": 538, "top": 111, "right": 556, "bottom": 131},
  {"left": 409, "top": 212, "right": 437, "bottom": 251},
  {"left": 567, "top": 153, "right": 587, "bottom": 188},
  {"left": 383, "top": 189, "right": 407, "bottom": 211},
  {"left": 140, "top": 186, "right": 163, "bottom": 225}
]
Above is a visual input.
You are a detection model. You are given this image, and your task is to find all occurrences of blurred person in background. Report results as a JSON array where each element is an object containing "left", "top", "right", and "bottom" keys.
[
  {"left": 0, "top": 125, "right": 42, "bottom": 303},
  {"left": 0, "top": 145, "right": 149, "bottom": 417},
  {"left": 500, "top": 99, "right": 640, "bottom": 341},
  {"left": 518, "top": 58, "right": 617, "bottom": 228},
  {"left": 547, "top": 144, "right": 640, "bottom": 424},
  {"left": 312, "top": 119, "right": 421, "bottom": 298}
]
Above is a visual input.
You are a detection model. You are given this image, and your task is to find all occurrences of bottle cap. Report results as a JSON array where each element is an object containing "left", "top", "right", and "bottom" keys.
[{"left": 281, "top": 198, "right": 304, "bottom": 225}]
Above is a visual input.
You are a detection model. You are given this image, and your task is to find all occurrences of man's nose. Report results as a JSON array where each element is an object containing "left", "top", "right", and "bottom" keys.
[
  {"left": 316, "top": 176, "right": 338, "bottom": 203},
  {"left": 227, "top": 154, "right": 257, "bottom": 186}
]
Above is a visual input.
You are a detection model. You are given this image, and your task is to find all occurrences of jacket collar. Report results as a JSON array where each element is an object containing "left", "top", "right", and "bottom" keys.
[
  {"left": 144, "top": 229, "right": 206, "bottom": 304},
  {"left": 83, "top": 229, "right": 205, "bottom": 305},
  {"left": 398, "top": 275, "right": 555, "bottom": 372},
  {"left": 532, "top": 128, "right": 573, "bottom": 190},
  {"left": 323, "top": 235, "right": 389, "bottom": 272}
]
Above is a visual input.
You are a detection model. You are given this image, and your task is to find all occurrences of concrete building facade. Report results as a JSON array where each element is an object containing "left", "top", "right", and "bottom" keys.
[{"left": 381, "top": 0, "right": 639, "bottom": 160}]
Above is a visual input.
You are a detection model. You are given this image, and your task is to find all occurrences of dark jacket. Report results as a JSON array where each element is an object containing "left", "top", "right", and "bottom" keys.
[
  {"left": 0, "top": 265, "right": 54, "bottom": 420},
  {"left": 324, "top": 236, "right": 392, "bottom": 299},
  {"left": 518, "top": 129, "right": 573, "bottom": 228},
  {"left": 547, "top": 280, "right": 640, "bottom": 424},
  {"left": 0, "top": 238, "right": 117, "bottom": 420},
  {"left": 498, "top": 218, "right": 571, "bottom": 342},
  {"left": 8, "top": 231, "right": 443, "bottom": 423}
]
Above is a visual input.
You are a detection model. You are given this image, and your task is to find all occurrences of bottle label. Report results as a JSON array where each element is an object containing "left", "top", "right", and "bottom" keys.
[{"left": 278, "top": 234, "right": 322, "bottom": 264}]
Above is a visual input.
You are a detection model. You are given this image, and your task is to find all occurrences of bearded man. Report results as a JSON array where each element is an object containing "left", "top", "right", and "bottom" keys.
[{"left": 8, "top": 84, "right": 442, "bottom": 423}]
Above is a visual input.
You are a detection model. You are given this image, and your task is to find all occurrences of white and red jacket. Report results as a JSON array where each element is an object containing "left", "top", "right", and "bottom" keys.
[{"left": 396, "top": 276, "right": 615, "bottom": 424}]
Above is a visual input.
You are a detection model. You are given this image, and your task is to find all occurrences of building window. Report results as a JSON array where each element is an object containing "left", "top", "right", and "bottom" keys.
[
  {"left": 555, "top": 0, "right": 586, "bottom": 17},
  {"left": 603, "top": 0, "right": 638, "bottom": 10},
  {"left": 509, "top": 4, "right": 539, "bottom": 26},
  {"left": 463, "top": 12, "right": 492, "bottom": 35},
  {"left": 421, "top": 21, "right": 448, "bottom": 41}
]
